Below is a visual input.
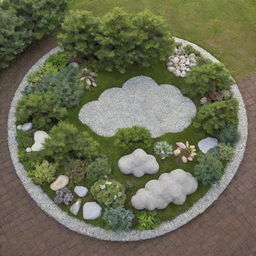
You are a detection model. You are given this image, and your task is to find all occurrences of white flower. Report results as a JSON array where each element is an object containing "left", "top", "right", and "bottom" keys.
[
  {"left": 117, "top": 192, "right": 122, "bottom": 197},
  {"left": 105, "top": 181, "right": 112, "bottom": 185},
  {"left": 114, "top": 195, "right": 117, "bottom": 200},
  {"left": 100, "top": 185, "right": 106, "bottom": 190}
]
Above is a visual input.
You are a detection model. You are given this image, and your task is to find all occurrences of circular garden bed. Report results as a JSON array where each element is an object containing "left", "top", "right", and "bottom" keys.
[{"left": 8, "top": 9, "right": 247, "bottom": 241}]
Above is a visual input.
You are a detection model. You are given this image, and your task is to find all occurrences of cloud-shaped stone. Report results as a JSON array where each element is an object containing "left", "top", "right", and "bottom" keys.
[
  {"left": 131, "top": 169, "right": 198, "bottom": 210},
  {"left": 118, "top": 149, "right": 159, "bottom": 177},
  {"left": 79, "top": 76, "right": 196, "bottom": 138}
]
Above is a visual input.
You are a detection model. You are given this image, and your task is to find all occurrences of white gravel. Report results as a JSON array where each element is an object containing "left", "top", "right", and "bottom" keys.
[
  {"left": 8, "top": 38, "right": 248, "bottom": 241},
  {"left": 79, "top": 76, "right": 197, "bottom": 137}
]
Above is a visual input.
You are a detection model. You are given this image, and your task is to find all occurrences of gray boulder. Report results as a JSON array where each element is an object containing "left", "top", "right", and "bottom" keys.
[
  {"left": 83, "top": 202, "right": 102, "bottom": 220},
  {"left": 118, "top": 149, "right": 159, "bottom": 178}
]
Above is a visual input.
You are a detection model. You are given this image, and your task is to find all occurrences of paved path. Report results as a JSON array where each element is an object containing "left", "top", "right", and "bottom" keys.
[{"left": 0, "top": 37, "right": 255, "bottom": 256}]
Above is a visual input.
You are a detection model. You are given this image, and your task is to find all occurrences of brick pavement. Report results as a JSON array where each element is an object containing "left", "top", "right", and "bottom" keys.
[{"left": 0, "top": 37, "right": 255, "bottom": 256}]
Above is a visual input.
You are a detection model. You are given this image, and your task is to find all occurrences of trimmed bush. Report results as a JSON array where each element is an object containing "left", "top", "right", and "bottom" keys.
[
  {"left": 193, "top": 99, "right": 238, "bottom": 136},
  {"left": 216, "top": 125, "right": 240, "bottom": 146},
  {"left": 43, "top": 122, "right": 100, "bottom": 167},
  {"left": 194, "top": 154, "right": 224, "bottom": 185},
  {"left": 185, "top": 63, "right": 233, "bottom": 98},
  {"left": 86, "top": 158, "right": 111, "bottom": 186},
  {"left": 115, "top": 126, "right": 152, "bottom": 151},
  {"left": 64, "top": 159, "right": 86, "bottom": 187},
  {"left": 103, "top": 206, "right": 134, "bottom": 231},
  {"left": 16, "top": 91, "right": 68, "bottom": 130},
  {"left": 90, "top": 179, "right": 126, "bottom": 207},
  {"left": 136, "top": 210, "right": 161, "bottom": 230},
  {"left": 58, "top": 8, "right": 174, "bottom": 73},
  {"left": 25, "top": 66, "right": 84, "bottom": 108},
  {"left": 0, "top": 7, "right": 31, "bottom": 68},
  {"left": 27, "top": 160, "right": 56, "bottom": 185}
]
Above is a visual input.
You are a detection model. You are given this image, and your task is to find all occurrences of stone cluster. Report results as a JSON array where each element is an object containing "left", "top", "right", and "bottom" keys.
[
  {"left": 54, "top": 187, "right": 74, "bottom": 205},
  {"left": 167, "top": 46, "right": 197, "bottom": 77}
]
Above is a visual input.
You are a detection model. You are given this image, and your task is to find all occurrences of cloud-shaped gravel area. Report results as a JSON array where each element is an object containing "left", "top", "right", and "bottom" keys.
[{"left": 79, "top": 76, "right": 197, "bottom": 138}]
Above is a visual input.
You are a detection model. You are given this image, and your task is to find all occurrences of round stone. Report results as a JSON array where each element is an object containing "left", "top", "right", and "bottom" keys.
[
  {"left": 74, "top": 186, "right": 88, "bottom": 197},
  {"left": 83, "top": 202, "right": 102, "bottom": 220},
  {"left": 50, "top": 175, "right": 69, "bottom": 191}
]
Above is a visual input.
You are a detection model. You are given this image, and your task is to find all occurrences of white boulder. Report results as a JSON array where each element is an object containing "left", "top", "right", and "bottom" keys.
[
  {"left": 83, "top": 202, "right": 102, "bottom": 220},
  {"left": 70, "top": 199, "right": 81, "bottom": 215},
  {"left": 30, "top": 131, "right": 49, "bottom": 151},
  {"left": 198, "top": 137, "right": 218, "bottom": 153},
  {"left": 50, "top": 175, "right": 69, "bottom": 191},
  {"left": 74, "top": 186, "right": 88, "bottom": 197},
  {"left": 118, "top": 149, "right": 159, "bottom": 178},
  {"left": 131, "top": 169, "right": 198, "bottom": 210},
  {"left": 17, "top": 122, "right": 33, "bottom": 131}
]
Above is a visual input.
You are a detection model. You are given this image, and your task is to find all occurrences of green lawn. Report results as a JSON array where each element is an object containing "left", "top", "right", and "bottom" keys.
[{"left": 69, "top": 0, "right": 256, "bottom": 80}]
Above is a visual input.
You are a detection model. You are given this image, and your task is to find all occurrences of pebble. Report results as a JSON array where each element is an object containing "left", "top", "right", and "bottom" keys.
[
  {"left": 70, "top": 199, "right": 81, "bottom": 215},
  {"left": 74, "top": 186, "right": 88, "bottom": 197}
]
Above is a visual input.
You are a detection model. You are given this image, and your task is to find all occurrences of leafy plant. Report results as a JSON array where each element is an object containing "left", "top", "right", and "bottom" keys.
[
  {"left": 90, "top": 179, "right": 126, "bottom": 207},
  {"left": 0, "top": 6, "right": 31, "bottom": 68},
  {"left": 194, "top": 154, "right": 224, "bottom": 185},
  {"left": 154, "top": 141, "right": 173, "bottom": 159},
  {"left": 136, "top": 210, "right": 161, "bottom": 230},
  {"left": 27, "top": 160, "right": 56, "bottom": 185},
  {"left": 64, "top": 159, "right": 86, "bottom": 187},
  {"left": 86, "top": 158, "right": 111, "bottom": 186},
  {"left": 215, "top": 125, "right": 240, "bottom": 146},
  {"left": 184, "top": 45, "right": 200, "bottom": 56},
  {"left": 103, "top": 206, "right": 134, "bottom": 231},
  {"left": 25, "top": 66, "right": 84, "bottom": 108},
  {"left": 115, "top": 126, "right": 152, "bottom": 151},
  {"left": 43, "top": 122, "right": 100, "bottom": 167},
  {"left": 185, "top": 62, "right": 233, "bottom": 97},
  {"left": 193, "top": 99, "right": 238, "bottom": 136},
  {"left": 16, "top": 91, "right": 68, "bottom": 130}
]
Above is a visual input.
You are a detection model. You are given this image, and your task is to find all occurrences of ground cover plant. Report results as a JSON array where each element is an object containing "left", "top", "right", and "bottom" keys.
[{"left": 15, "top": 7, "right": 240, "bottom": 231}]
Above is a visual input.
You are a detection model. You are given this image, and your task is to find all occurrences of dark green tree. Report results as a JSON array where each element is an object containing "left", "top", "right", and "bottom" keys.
[
  {"left": 0, "top": 7, "right": 31, "bottom": 68},
  {"left": 132, "top": 10, "right": 175, "bottom": 66},
  {"left": 7, "top": 0, "right": 68, "bottom": 39},
  {"left": 58, "top": 10, "right": 100, "bottom": 61}
]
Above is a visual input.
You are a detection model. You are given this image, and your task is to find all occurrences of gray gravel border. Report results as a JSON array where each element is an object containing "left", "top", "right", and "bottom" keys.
[{"left": 8, "top": 38, "right": 248, "bottom": 241}]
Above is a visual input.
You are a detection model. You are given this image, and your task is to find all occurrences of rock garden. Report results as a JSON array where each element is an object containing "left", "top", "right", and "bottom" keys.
[{"left": 8, "top": 8, "right": 247, "bottom": 241}]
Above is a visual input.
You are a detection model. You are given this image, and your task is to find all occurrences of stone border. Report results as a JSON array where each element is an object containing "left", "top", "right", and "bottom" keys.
[{"left": 8, "top": 38, "right": 248, "bottom": 241}]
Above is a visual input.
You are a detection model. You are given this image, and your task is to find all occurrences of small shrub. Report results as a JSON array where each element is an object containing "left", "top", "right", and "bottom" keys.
[
  {"left": 193, "top": 99, "right": 238, "bottom": 136},
  {"left": 184, "top": 45, "right": 200, "bottom": 56},
  {"left": 185, "top": 63, "right": 233, "bottom": 98},
  {"left": 16, "top": 129, "right": 34, "bottom": 149},
  {"left": 103, "top": 206, "right": 134, "bottom": 231},
  {"left": 220, "top": 89, "right": 233, "bottom": 100},
  {"left": 64, "top": 159, "right": 86, "bottom": 187},
  {"left": 16, "top": 91, "right": 68, "bottom": 130},
  {"left": 194, "top": 154, "right": 224, "bottom": 185},
  {"left": 136, "top": 210, "right": 161, "bottom": 230},
  {"left": 25, "top": 66, "right": 84, "bottom": 108},
  {"left": 154, "top": 141, "right": 173, "bottom": 159},
  {"left": 86, "top": 158, "right": 111, "bottom": 186},
  {"left": 115, "top": 126, "right": 152, "bottom": 151},
  {"left": 209, "top": 143, "right": 234, "bottom": 161},
  {"left": 43, "top": 122, "right": 100, "bottom": 167},
  {"left": 90, "top": 179, "right": 126, "bottom": 207},
  {"left": 27, "top": 52, "right": 69, "bottom": 85},
  {"left": 27, "top": 160, "right": 56, "bottom": 185},
  {"left": 215, "top": 125, "right": 240, "bottom": 146}
]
